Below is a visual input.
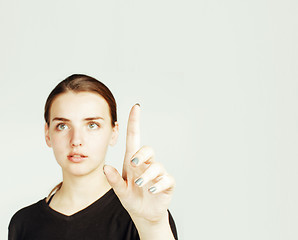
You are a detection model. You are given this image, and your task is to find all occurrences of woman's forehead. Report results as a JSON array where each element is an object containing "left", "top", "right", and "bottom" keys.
[{"left": 50, "top": 91, "right": 110, "bottom": 120}]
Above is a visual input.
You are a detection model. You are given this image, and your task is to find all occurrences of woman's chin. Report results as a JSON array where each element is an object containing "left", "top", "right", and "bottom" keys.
[{"left": 63, "top": 164, "right": 103, "bottom": 177}]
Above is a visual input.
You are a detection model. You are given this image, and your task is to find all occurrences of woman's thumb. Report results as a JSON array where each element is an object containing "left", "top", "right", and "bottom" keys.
[{"left": 103, "top": 165, "right": 126, "bottom": 197}]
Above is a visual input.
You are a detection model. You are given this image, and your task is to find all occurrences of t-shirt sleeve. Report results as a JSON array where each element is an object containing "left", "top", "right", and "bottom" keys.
[
  {"left": 8, "top": 212, "right": 22, "bottom": 240},
  {"left": 168, "top": 210, "right": 178, "bottom": 239}
]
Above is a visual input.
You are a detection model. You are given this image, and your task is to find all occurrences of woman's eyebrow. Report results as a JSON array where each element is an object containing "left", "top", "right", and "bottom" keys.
[
  {"left": 52, "top": 117, "right": 105, "bottom": 122},
  {"left": 52, "top": 117, "right": 70, "bottom": 122},
  {"left": 84, "top": 117, "right": 105, "bottom": 121}
]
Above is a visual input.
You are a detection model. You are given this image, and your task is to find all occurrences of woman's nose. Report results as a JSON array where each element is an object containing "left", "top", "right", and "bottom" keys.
[{"left": 70, "top": 129, "right": 83, "bottom": 147}]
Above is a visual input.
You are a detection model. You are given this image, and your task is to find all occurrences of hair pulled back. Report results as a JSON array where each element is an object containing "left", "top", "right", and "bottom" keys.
[
  {"left": 45, "top": 74, "right": 117, "bottom": 198},
  {"left": 44, "top": 74, "right": 117, "bottom": 127}
]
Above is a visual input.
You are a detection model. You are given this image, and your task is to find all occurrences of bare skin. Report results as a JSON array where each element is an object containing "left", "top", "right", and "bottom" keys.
[{"left": 45, "top": 92, "right": 175, "bottom": 240}]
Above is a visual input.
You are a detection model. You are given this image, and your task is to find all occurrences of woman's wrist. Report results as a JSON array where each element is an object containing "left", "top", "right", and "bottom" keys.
[{"left": 131, "top": 211, "right": 175, "bottom": 240}]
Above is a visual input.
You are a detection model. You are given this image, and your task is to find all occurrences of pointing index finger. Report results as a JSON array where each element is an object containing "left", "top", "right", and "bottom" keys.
[{"left": 124, "top": 104, "right": 141, "bottom": 163}]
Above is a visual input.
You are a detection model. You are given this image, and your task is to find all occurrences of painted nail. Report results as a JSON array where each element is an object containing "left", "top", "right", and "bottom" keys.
[
  {"left": 135, "top": 178, "right": 144, "bottom": 186},
  {"left": 135, "top": 103, "right": 141, "bottom": 107},
  {"left": 149, "top": 186, "right": 157, "bottom": 193},
  {"left": 131, "top": 157, "right": 139, "bottom": 166}
]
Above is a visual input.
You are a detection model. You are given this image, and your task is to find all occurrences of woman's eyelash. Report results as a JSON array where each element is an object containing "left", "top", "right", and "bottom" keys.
[
  {"left": 88, "top": 122, "right": 100, "bottom": 128},
  {"left": 89, "top": 121, "right": 99, "bottom": 125},
  {"left": 54, "top": 122, "right": 100, "bottom": 130}
]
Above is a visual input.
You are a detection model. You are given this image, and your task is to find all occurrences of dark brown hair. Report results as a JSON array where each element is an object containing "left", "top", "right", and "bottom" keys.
[
  {"left": 44, "top": 74, "right": 117, "bottom": 127},
  {"left": 45, "top": 74, "right": 117, "bottom": 198}
]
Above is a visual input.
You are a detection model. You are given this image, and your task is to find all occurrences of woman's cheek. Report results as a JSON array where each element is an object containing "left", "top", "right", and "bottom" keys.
[
  {"left": 51, "top": 135, "right": 69, "bottom": 158},
  {"left": 91, "top": 134, "right": 108, "bottom": 149},
  {"left": 90, "top": 131, "right": 111, "bottom": 152},
  {"left": 51, "top": 137, "right": 64, "bottom": 149}
]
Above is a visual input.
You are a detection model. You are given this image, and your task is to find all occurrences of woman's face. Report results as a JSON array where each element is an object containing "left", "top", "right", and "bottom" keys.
[{"left": 45, "top": 91, "right": 119, "bottom": 176}]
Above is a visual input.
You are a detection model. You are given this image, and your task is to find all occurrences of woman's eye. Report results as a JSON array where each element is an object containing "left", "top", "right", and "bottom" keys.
[
  {"left": 57, "top": 123, "right": 68, "bottom": 131},
  {"left": 88, "top": 122, "right": 99, "bottom": 129}
]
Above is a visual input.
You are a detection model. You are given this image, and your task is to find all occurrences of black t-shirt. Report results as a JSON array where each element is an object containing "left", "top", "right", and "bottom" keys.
[{"left": 8, "top": 189, "right": 178, "bottom": 240}]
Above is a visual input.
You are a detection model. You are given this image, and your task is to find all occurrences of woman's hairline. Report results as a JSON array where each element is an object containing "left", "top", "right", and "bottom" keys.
[{"left": 45, "top": 89, "right": 116, "bottom": 127}]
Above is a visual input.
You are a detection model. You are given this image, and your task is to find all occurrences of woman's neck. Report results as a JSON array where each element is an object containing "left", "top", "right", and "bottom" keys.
[{"left": 53, "top": 167, "right": 112, "bottom": 212}]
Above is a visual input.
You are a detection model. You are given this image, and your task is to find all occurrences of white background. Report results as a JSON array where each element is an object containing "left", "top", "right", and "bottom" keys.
[{"left": 1, "top": 0, "right": 297, "bottom": 239}]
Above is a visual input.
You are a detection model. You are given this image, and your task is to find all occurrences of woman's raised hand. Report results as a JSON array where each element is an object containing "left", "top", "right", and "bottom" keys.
[{"left": 103, "top": 104, "right": 175, "bottom": 224}]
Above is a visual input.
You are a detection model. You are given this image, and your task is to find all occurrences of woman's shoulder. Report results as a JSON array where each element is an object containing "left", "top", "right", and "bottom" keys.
[{"left": 9, "top": 198, "right": 46, "bottom": 226}]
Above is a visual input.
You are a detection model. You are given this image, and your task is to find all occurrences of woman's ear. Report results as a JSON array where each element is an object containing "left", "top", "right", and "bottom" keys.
[
  {"left": 109, "top": 122, "right": 119, "bottom": 146},
  {"left": 45, "top": 123, "right": 52, "bottom": 148}
]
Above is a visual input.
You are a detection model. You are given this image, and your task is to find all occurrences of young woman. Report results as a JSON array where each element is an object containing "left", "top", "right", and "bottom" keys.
[{"left": 8, "top": 74, "right": 178, "bottom": 240}]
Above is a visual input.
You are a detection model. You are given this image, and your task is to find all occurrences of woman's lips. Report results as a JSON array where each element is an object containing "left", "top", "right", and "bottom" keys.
[{"left": 67, "top": 154, "right": 87, "bottom": 163}]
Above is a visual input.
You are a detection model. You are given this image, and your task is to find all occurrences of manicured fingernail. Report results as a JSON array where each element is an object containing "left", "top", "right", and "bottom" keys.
[
  {"left": 135, "top": 178, "right": 144, "bottom": 186},
  {"left": 135, "top": 103, "right": 140, "bottom": 107},
  {"left": 149, "top": 186, "right": 157, "bottom": 193},
  {"left": 131, "top": 157, "right": 139, "bottom": 166},
  {"left": 103, "top": 165, "right": 106, "bottom": 175}
]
